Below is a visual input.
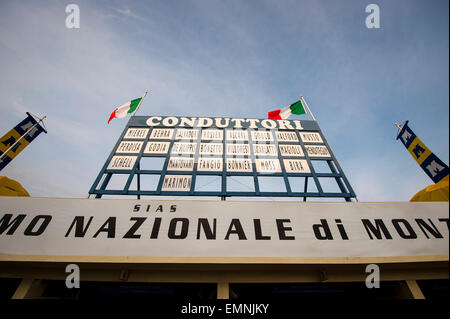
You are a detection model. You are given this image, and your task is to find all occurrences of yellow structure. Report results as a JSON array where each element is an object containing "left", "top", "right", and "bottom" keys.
[
  {"left": 0, "top": 176, "right": 29, "bottom": 197},
  {"left": 411, "top": 175, "right": 449, "bottom": 202}
]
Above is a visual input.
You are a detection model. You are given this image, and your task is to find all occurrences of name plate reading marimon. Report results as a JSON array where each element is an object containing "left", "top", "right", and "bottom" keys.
[
  {"left": 116, "top": 141, "right": 143, "bottom": 154},
  {"left": 162, "top": 175, "right": 192, "bottom": 191},
  {"left": 107, "top": 156, "right": 137, "bottom": 170},
  {"left": 144, "top": 142, "right": 170, "bottom": 154},
  {"left": 124, "top": 128, "right": 149, "bottom": 139}
]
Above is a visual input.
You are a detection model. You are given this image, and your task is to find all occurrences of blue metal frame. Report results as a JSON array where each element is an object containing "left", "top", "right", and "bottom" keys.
[{"left": 89, "top": 116, "right": 357, "bottom": 201}]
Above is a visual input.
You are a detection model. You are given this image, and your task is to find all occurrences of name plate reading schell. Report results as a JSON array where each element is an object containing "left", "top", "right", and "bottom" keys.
[{"left": 107, "top": 156, "right": 137, "bottom": 170}]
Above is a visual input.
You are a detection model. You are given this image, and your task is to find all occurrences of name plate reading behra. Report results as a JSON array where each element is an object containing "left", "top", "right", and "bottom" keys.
[
  {"left": 124, "top": 128, "right": 149, "bottom": 139},
  {"left": 305, "top": 145, "right": 331, "bottom": 158},
  {"left": 116, "top": 141, "right": 143, "bottom": 154},
  {"left": 150, "top": 128, "right": 174, "bottom": 140},
  {"left": 226, "top": 158, "right": 253, "bottom": 172},
  {"left": 256, "top": 159, "right": 281, "bottom": 173},
  {"left": 162, "top": 175, "right": 192, "bottom": 191},
  {"left": 283, "top": 159, "right": 310, "bottom": 173},
  {"left": 198, "top": 158, "right": 223, "bottom": 171},
  {"left": 107, "top": 156, "right": 137, "bottom": 170},
  {"left": 144, "top": 142, "right": 170, "bottom": 154}
]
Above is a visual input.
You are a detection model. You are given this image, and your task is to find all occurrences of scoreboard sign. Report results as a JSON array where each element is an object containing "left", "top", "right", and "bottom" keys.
[{"left": 89, "top": 116, "right": 356, "bottom": 200}]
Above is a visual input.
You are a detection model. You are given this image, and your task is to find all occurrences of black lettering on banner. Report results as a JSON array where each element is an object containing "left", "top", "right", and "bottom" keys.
[
  {"left": 276, "top": 219, "right": 295, "bottom": 240},
  {"left": 156, "top": 205, "right": 163, "bottom": 212},
  {"left": 150, "top": 217, "right": 162, "bottom": 239},
  {"left": 335, "top": 219, "right": 349, "bottom": 240},
  {"left": 415, "top": 219, "right": 443, "bottom": 239},
  {"left": 362, "top": 219, "right": 393, "bottom": 240},
  {"left": 170, "top": 205, "right": 177, "bottom": 212},
  {"left": 392, "top": 219, "right": 417, "bottom": 239},
  {"left": 225, "top": 219, "right": 247, "bottom": 240},
  {"left": 196, "top": 218, "right": 217, "bottom": 240},
  {"left": 312, "top": 219, "right": 333, "bottom": 240},
  {"left": 133, "top": 204, "right": 141, "bottom": 212},
  {"left": 168, "top": 218, "right": 189, "bottom": 239},
  {"left": 24, "top": 215, "right": 52, "bottom": 236},
  {"left": 93, "top": 217, "right": 116, "bottom": 238},
  {"left": 254, "top": 219, "right": 271, "bottom": 240},
  {"left": 65, "top": 216, "right": 94, "bottom": 238},
  {"left": 0, "top": 214, "right": 26, "bottom": 235},
  {"left": 438, "top": 218, "right": 449, "bottom": 230},
  {"left": 123, "top": 217, "right": 147, "bottom": 239}
]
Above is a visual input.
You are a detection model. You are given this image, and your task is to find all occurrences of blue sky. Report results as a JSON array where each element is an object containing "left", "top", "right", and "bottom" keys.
[{"left": 0, "top": 0, "right": 448, "bottom": 201}]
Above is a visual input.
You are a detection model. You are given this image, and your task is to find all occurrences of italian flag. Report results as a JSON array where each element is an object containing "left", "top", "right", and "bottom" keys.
[
  {"left": 108, "top": 97, "right": 143, "bottom": 124},
  {"left": 268, "top": 100, "right": 306, "bottom": 120}
]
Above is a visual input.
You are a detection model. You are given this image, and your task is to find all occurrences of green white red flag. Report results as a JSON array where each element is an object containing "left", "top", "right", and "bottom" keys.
[
  {"left": 268, "top": 99, "right": 306, "bottom": 120},
  {"left": 108, "top": 97, "right": 143, "bottom": 124}
]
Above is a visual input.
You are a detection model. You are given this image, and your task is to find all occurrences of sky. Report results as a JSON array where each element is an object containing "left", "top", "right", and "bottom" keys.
[{"left": 0, "top": 0, "right": 448, "bottom": 201}]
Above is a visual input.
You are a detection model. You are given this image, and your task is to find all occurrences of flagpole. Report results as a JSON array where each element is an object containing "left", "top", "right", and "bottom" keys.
[
  {"left": 0, "top": 115, "right": 46, "bottom": 162},
  {"left": 300, "top": 95, "right": 316, "bottom": 121},
  {"left": 131, "top": 91, "right": 148, "bottom": 117}
]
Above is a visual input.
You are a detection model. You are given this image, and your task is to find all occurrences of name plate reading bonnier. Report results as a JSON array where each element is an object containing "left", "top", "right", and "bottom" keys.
[
  {"left": 305, "top": 145, "right": 331, "bottom": 158},
  {"left": 226, "top": 158, "right": 253, "bottom": 172},
  {"left": 107, "top": 156, "right": 137, "bottom": 170},
  {"left": 167, "top": 158, "right": 194, "bottom": 171},
  {"left": 144, "top": 142, "right": 170, "bottom": 154},
  {"left": 116, "top": 141, "right": 143, "bottom": 154},
  {"left": 283, "top": 159, "right": 310, "bottom": 173},
  {"left": 149, "top": 128, "right": 174, "bottom": 140},
  {"left": 198, "top": 158, "right": 223, "bottom": 171},
  {"left": 162, "top": 175, "right": 192, "bottom": 191},
  {"left": 255, "top": 159, "right": 281, "bottom": 173},
  {"left": 124, "top": 128, "right": 149, "bottom": 139}
]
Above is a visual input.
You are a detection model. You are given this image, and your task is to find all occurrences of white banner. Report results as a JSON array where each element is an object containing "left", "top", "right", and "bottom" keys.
[{"left": 0, "top": 198, "right": 448, "bottom": 259}]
